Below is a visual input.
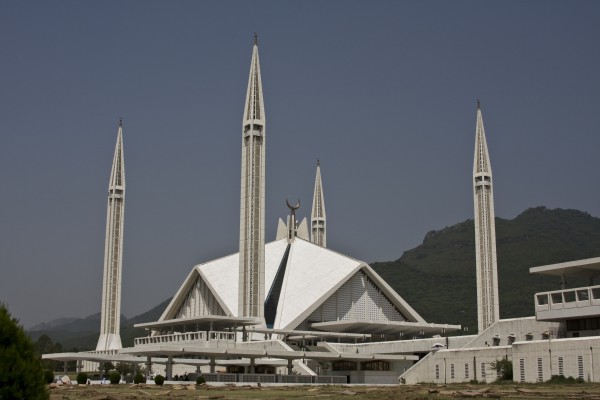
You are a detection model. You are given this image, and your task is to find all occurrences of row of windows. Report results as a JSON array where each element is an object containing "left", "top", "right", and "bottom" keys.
[
  {"left": 537, "top": 287, "right": 600, "bottom": 305},
  {"left": 521, "top": 356, "right": 585, "bottom": 382},
  {"left": 435, "top": 362, "right": 489, "bottom": 381}
]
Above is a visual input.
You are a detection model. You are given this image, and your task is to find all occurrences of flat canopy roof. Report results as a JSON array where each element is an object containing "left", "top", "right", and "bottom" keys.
[
  {"left": 119, "top": 344, "right": 418, "bottom": 363},
  {"left": 135, "top": 315, "right": 261, "bottom": 331},
  {"left": 246, "top": 327, "right": 371, "bottom": 339},
  {"left": 41, "top": 352, "right": 288, "bottom": 367},
  {"left": 310, "top": 320, "right": 461, "bottom": 336},
  {"left": 530, "top": 257, "right": 600, "bottom": 280}
]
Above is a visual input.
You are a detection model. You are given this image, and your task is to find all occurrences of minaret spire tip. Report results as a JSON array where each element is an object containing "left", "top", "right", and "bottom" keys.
[
  {"left": 253, "top": 32, "right": 258, "bottom": 46},
  {"left": 119, "top": 117, "right": 123, "bottom": 127},
  {"left": 476, "top": 99, "right": 481, "bottom": 110}
]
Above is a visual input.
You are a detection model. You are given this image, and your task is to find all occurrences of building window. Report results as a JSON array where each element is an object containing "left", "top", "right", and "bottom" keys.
[
  {"left": 564, "top": 291, "right": 576, "bottom": 303},
  {"left": 332, "top": 361, "right": 357, "bottom": 371},
  {"left": 577, "top": 290, "right": 589, "bottom": 301},
  {"left": 578, "top": 356, "right": 584, "bottom": 380},
  {"left": 558, "top": 357, "right": 564, "bottom": 377},
  {"left": 465, "top": 363, "right": 469, "bottom": 380},
  {"left": 551, "top": 293, "right": 563, "bottom": 304},
  {"left": 519, "top": 359, "right": 525, "bottom": 383},
  {"left": 450, "top": 364, "right": 455, "bottom": 380},
  {"left": 537, "top": 358, "right": 543, "bottom": 382},
  {"left": 481, "top": 362, "right": 486, "bottom": 379},
  {"left": 435, "top": 364, "right": 440, "bottom": 380},
  {"left": 361, "top": 361, "right": 389, "bottom": 371}
]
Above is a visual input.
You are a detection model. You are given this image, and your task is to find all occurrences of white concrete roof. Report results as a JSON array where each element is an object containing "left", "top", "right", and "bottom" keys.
[
  {"left": 530, "top": 257, "right": 600, "bottom": 279},
  {"left": 198, "top": 239, "right": 289, "bottom": 317},
  {"left": 274, "top": 238, "right": 363, "bottom": 329},
  {"left": 161, "top": 238, "right": 427, "bottom": 330}
]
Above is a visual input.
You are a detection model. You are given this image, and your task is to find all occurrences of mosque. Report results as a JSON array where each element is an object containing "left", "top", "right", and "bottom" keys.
[{"left": 44, "top": 36, "right": 600, "bottom": 384}]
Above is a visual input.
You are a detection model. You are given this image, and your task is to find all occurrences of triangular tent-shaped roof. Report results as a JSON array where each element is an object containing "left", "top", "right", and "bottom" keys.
[{"left": 160, "top": 238, "right": 426, "bottom": 331}]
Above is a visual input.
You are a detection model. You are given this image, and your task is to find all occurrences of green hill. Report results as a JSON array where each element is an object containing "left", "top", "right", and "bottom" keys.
[
  {"left": 28, "top": 298, "right": 172, "bottom": 351},
  {"left": 372, "top": 207, "right": 600, "bottom": 332}
]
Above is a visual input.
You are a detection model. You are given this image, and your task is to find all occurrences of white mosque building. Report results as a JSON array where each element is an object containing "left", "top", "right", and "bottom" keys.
[{"left": 44, "top": 37, "right": 600, "bottom": 385}]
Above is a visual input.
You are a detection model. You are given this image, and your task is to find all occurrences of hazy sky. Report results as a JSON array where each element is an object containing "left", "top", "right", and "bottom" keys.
[{"left": 1, "top": 1, "right": 599, "bottom": 328}]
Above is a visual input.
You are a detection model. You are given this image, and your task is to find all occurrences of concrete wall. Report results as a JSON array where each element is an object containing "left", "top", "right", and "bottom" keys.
[
  {"left": 328, "top": 335, "right": 475, "bottom": 354},
  {"left": 462, "top": 317, "right": 562, "bottom": 348},
  {"left": 512, "top": 337, "right": 600, "bottom": 383},
  {"left": 400, "top": 347, "right": 511, "bottom": 384}
]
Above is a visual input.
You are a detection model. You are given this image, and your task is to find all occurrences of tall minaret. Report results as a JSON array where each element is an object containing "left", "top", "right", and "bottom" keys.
[
  {"left": 239, "top": 34, "right": 266, "bottom": 319},
  {"left": 311, "top": 160, "right": 326, "bottom": 247},
  {"left": 473, "top": 101, "right": 499, "bottom": 333},
  {"left": 96, "top": 119, "right": 125, "bottom": 351}
]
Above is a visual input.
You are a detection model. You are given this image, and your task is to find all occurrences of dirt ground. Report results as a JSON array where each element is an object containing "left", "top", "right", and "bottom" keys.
[{"left": 47, "top": 382, "right": 600, "bottom": 400}]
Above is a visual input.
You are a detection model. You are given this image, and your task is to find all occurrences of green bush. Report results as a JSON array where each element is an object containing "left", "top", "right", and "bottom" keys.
[
  {"left": 44, "top": 370, "right": 54, "bottom": 384},
  {"left": 491, "top": 357, "right": 513, "bottom": 381},
  {"left": 76, "top": 372, "right": 88, "bottom": 384},
  {"left": 109, "top": 371, "right": 121, "bottom": 384},
  {"left": 196, "top": 375, "right": 206, "bottom": 384},
  {"left": 547, "top": 375, "right": 585, "bottom": 384},
  {"left": 154, "top": 374, "right": 165, "bottom": 386},
  {"left": 0, "top": 304, "right": 49, "bottom": 400},
  {"left": 134, "top": 373, "right": 145, "bottom": 384}
]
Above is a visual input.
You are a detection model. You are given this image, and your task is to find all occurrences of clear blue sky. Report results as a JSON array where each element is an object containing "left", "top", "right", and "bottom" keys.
[{"left": 1, "top": 1, "right": 599, "bottom": 328}]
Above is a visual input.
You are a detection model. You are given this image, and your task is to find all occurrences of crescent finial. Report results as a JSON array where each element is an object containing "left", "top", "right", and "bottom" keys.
[{"left": 286, "top": 198, "right": 300, "bottom": 211}]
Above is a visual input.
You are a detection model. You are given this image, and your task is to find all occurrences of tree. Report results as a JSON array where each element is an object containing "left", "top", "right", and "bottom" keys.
[
  {"left": 100, "top": 361, "right": 115, "bottom": 376},
  {"left": 116, "top": 362, "right": 132, "bottom": 376},
  {"left": 134, "top": 372, "right": 145, "bottom": 384},
  {"left": 491, "top": 357, "right": 513, "bottom": 381},
  {"left": 34, "top": 334, "right": 63, "bottom": 371},
  {"left": 0, "top": 304, "right": 49, "bottom": 400},
  {"left": 109, "top": 371, "right": 121, "bottom": 384},
  {"left": 76, "top": 372, "right": 88, "bottom": 385}
]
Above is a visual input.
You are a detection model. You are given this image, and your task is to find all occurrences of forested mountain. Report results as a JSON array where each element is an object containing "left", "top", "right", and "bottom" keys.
[
  {"left": 28, "top": 298, "right": 172, "bottom": 351},
  {"left": 372, "top": 207, "right": 600, "bottom": 332}
]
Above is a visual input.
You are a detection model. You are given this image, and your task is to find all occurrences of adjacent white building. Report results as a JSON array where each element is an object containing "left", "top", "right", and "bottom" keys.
[{"left": 400, "top": 258, "right": 600, "bottom": 384}]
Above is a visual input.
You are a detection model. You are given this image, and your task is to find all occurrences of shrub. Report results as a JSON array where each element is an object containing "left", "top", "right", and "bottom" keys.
[
  {"left": 0, "top": 304, "right": 49, "bottom": 400},
  {"left": 109, "top": 371, "right": 121, "bottom": 384},
  {"left": 548, "top": 375, "right": 585, "bottom": 384},
  {"left": 44, "top": 370, "right": 54, "bottom": 384},
  {"left": 491, "top": 357, "right": 513, "bottom": 381},
  {"left": 134, "top": 373, "right": 145, "bottom": 384},
  {"left": 196, "top": 375, "right": 206, "bottom": 385},
  {"left": 76, "top": 372, "right": 88, "bottom": 384},
  {"left": 154, "top": 374, "right": 165, "bottom": 386}
]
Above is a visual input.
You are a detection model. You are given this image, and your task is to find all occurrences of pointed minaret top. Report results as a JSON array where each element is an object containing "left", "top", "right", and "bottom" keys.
[
  {"left": 473, "top": 103, "right": 491, "bottom": 175},
  {"left": 477, "top": 99, "right": 481, "bottom": 110},
  {"left": 253, "top": 32, "right": 258, "bottom": 46},
  {"left": 243, "top": 35, "right": 265, "bottom": 124},
  {"left": 109, "top": 119, "right": 125, "bottom": 189},
  {"left": 311, "top": 160, "right": 326, "bottom": 247}
]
